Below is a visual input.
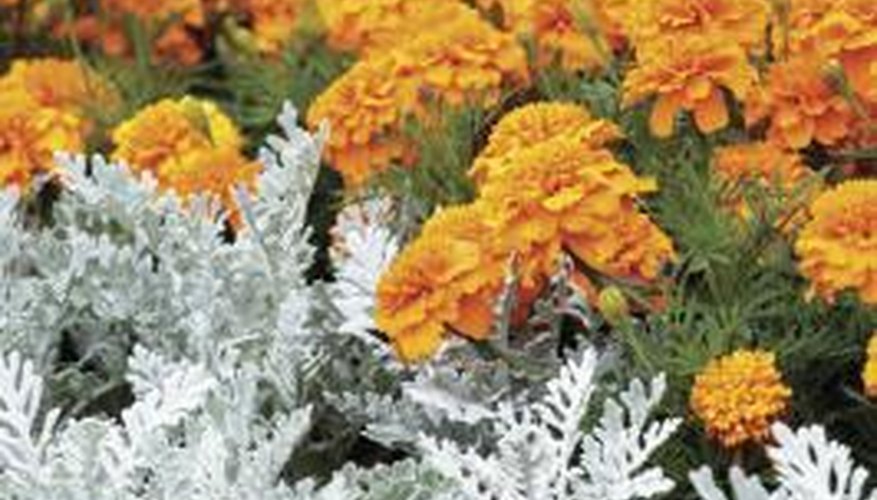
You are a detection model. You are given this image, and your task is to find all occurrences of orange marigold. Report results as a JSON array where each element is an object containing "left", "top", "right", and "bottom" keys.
[
  {"left": 746, "top": 57, "right": 855, "bottom": 149},
  {"left": 483, "top": 0, "right": 608, "bottom": 72},
  {"left": 0, "top": 91, "right": 83, "bottom": 188},
  {"left": 111, "top": 97, "right": 257, "bottom": 221},
  {"left": 479, "top": 135, "right": 675, "bottom": 283},
  {"left": 375, "top": 203, "right": 508, "bottom": 362},
  {"left": 622, "top": 37, "right": 756, "bottom": 137},
  {"left": 112, "top": 96, "right": 243, "bottom": 175},
  {"left": 307, "top": 54, "right": 415, "bottom": 187},
  {"left": 471, "top": 101, "right": 622, "bottom": 186},
  {"left": 864, "top": 332, "right": 877, "bottom": 398},
  {"left": 0, "top": 58, "right": 118, "bottom": 128},
  {"left": 315, "top": 0, "right": 473, "bottom": 56},
  {"left": 630, "top": 0, "right": 768, "bottom": 51},
  {"left": 690, "top": 349, "right": 791, "bottom": 448},
  {"left": 308, "top": 13, "right": 528, "bottom": 187},
  {"left": 795, "top": 180, "right": 877, "bottom": 305},
  {"left": 230, "top": 0, "right": 307, "bottom": 55}
]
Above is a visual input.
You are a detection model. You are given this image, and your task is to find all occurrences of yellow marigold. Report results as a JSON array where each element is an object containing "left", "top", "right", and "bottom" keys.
[
  {"left": 0, "top": 92, "right": 84, "bottom": 188},
  {"left": 714, "top": 142, "right": 820, "bottom": 228},
  {"left": 394, "top": 13, "right": 530, "bottom": 108},
  {"left": 231, "top": 0, "right": 307, "bottom": 55},
  {"left": 471, "top": 101, "right": 622, "bottom": 186},
  {"left": 103, "top": 0, "right": 204, "bottom": 27},
  {"left": 307, "top": 54, "right": 415, "bottom": 187},
  {"left": 795, "top": 180, "right": 877, "bottom": 305},
  {"left": 690, "top": 349, "right": 791, "bottom": 448},
  {"left": 622, "top": 37, "right": 756, "bottom": 137},
  {"left": 0, "top": 58, "right": 119, "bottom": 126},
  {"left": 111, "top": 97, "right": 257, "bottom": 222},
  {"left": 630, "top": 0, "right": 768, "bottom": 51},
  {"left": 746, "top": 57, "right": 855, "bottom": 150},
  {"left": 479, "top": 135, "right": 675, "bottom": 283},
  {"left": 375, "top": 203, "right": 508, "bottom": 362},
  {"left": 111, "top": 96, "right": 243, "bottom": 176},
  {"left": 864, "top": 332, "right": 877, "bottom": 397},
  {"left": 308, "top": 13, "right": 528, "bottom": 187},
  {"left": 483, "top": 0, "right": 607, "bottom": 72},
  {"left": 316, "top": 0, "right": 473, "bottom": 56}
]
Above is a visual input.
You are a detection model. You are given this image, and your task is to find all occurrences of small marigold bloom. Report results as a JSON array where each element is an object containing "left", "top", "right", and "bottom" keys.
[
  {"left": 864, "top": 333, "right": 877, "bottom": 397},
  {"left": 795, "top": 180, "right": 877, "bottom": 305},
  {"left": 471, "top": 102, "right": 622, "bottom": 186},
  {"left": 483, "top": 0, "right": 608, "bottom": 72},
  {"left": 622, "top": 37, "right": 756, "bottom": 137},
  {"left": 375, "top": 203, "right": 508, "bottom": 362},
  {"left": 307, "top": 54, "right": 416, "bottom": 187},
  {"left": 479, "top": 135, "right": 675, "bottom": 283},
  {"left": 316, "top": 0, "right": 473, "bottom": 56},
  {"left": 230, "top": 0, "right": 306, "bottom": 55},
  {"left": 309, "top": 14, "right": 528, "bottom": 187},
  {"left": 714, "top": 142, "right": 820, "bottom": 223},
  {"left": 111, "top": 97, "right": 257, "bottom": 221},
  {"left": 0, "top": 58, "right": 119, "bottom": 127},
  {"left": 0, "top": 93, "right": 84, "bottom": 188},
  {"left": 631, "top": 0, "right": 768, "bottom": 52},
  {"left": 395, "top": 14, "right": 530, "bottom": 109},
  {"left": 746, "top": 57, "right": 855, "bottom": 149},
  {"left": 112, "top": 96, "right": 244, "bottom": 176},
  {"left": 690, "top": 349, "right": 791, "bottom": 448}
]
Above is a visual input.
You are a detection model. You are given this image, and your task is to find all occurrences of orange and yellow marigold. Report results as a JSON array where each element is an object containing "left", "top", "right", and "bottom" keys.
[
  {"left": 795, "top": 180, "right": 877, "bottom": 306},
  {"left": 623, "top": 37, "right": 756, "bottom": 137},
  {"left": 690, "top": 349, "right": 791, "bottom": 448},
  {"left": 471, "top": 102, "right": 621, "bottom": 186},
  {"left": 111, "top": 96, "right": 259, "bottom": 222},
  {"left": 375, "top": 203, "right": 508, "bottom": 362}
]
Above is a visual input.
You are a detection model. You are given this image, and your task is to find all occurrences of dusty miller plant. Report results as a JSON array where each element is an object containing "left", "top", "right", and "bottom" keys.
[{"left": 691, "top": 423, "right": 877, "bottom": 500}]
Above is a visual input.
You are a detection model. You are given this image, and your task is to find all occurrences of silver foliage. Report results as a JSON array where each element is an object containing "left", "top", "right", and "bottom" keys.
[{"left": 690, "top": 423, "right": 877, "bottom": 500}]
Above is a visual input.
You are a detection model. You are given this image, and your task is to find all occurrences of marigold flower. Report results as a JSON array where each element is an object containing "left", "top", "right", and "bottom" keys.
[
  {"left": 622, "top": 37, "right": 756, "bottom": 137},
  {"left": 746, "top": 57, "right": 855, "bottom": 149},
  {"left": 795, "top": 180, "right": 877, "bottom": 306},
  {"left": 479, "top": 135, "right": 675, "bottom": 283},
  {"left": 690, "top": 349, "right": 791, "bottom": 448},
  {"left": 309, "top": 13, "right": 528, "bottom": 187},
  {"left": 864, "top": 332, "right": 877, "bottom": 398},
  {"left": 0, "top": 92, "right": 83, "bottom": 188},
  {"left": 482, "top": 0, "right": 608, "bottom": 72},
  {"left": 112, "top": 97, "right": 244, "bottom": 176},
  {"left": 471, "top": 102, "right": 621, "bottom": 186},
  {"left": 631, "top": 0, "right": 768, "bottom": 51},
  {"left": 111, "top": 97, "right": 257, "bottom": 222},
  {"left": 230, "top": 0, "right": 307, "bottom": 55},
  {"left": 0, "top": 58, "right": 119, "bottom": 128},
  {"left": 395, "top": 13, "right": 530, "bottom": 109},
  {"left": 307, "top": 54, "right": 416, "bottom": 187},
  {"left": 316, "top": 0, "right": 474, "bottom": 56},
  {"left": 375, "top": 203, "right": 508, "bottom": 362}
]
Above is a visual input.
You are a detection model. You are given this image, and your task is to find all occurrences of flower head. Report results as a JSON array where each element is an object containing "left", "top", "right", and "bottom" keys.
[
  {"left": 111, "top": 96, "right": 258, "bottom": 222},
  {"left": 231, "top": 0, "right": 307, "bottom": 55},
  {"left": 316, "top": 0, "right": 473, "bottom": 56},
  {"left": 623, "top": 37, "right": 756, "bottom": 137},
  {"left": 795, "top": 180, "right": 877, "bottom": 305},
  {"left": 481, "top": 0, "right": 608, "bottom": 72},
  {"left": 307, "top": 54, "right": 415, "bottom": 187},
  {"left": 690, "top": 349, "right": 792, "bottom": 448},
  {"left": 112, "top": 96, "right": 243, "bottom": 175},
  {"left": 631, "top": 0, "right": 768, "bottom": 51},
  {"left": 0, "top": 92, "right": 83, "bottom": 187},
  {"left": 471, "top": 102, "right": 621, "bottom": 186},
  {"left": 375, "top": 203, "right": 508, "bottom": 362},
  {"left": 479, "top": 134, "right": 674, "bottom": 283}
]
